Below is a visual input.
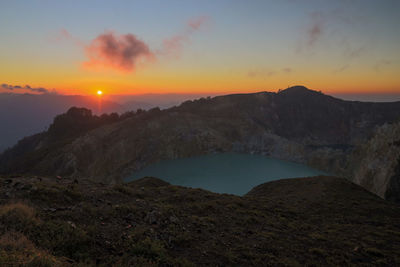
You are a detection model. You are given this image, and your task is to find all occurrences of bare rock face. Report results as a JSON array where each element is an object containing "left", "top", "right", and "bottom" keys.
[
  {"left": 386, "top": 158, "right": 400, "bottom": 202},
  {"left": 348, "top": 122, "right": 400, "bottom": 200}
]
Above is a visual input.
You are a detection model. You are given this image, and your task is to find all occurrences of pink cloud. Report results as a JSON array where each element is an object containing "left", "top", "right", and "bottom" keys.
[
  {"left": 307, "top": 23, "right": 322, "bottom": 46},
  {"left": 307, "top": 12, "right": 324, "bottom": 47},
  {"left": 188, "top": 16, "right": 209, "bottom": 31},
  {"left": 160, "top": 16, "right": 210, "bottom": 58},
  {"left": 55, "top": 16, "right": 210, "bottom": 73},
  {"left": 52, "top": 28, "right": 83, "bottom": 47},
  {"left": 82, "top": 32, "right": 154, "bottom": 73}
]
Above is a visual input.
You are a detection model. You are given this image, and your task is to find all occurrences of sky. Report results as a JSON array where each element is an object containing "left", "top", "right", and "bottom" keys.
[{"left": 0, "top": 0, "right": 399, "bottom": 96}]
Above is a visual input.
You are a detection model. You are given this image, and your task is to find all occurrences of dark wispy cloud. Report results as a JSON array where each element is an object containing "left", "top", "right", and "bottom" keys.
[
  {"left": 1, "top": 84, "right": 57, "bottom": 94},
  {"left": 333, "top": 64, "right": 350, "bottom": 73},
  {"left": 344, "top": 46, "right": 366, "bottom": 59},
  {"left": 83, "top": 32, "right": 155, "bottom": 73},
  {"left": 282, "top": 67, "right": 293, "bottom": 73},
  {"left": 53, "top": 28, "right": 83, "bottom": 47},
  {"left": 374, "top": 59, "right": 392, "bottom": 72},
  {"left": 306, "top": 12, "right": 324, "bottom": 47},
  {"left": 247, "top": 70, "right": 275, "bottom": 78},
  {"left": 339, "top": 36, "right": 367, "bottom": 59},
  {"left": 158, "top": 16, "right": 210, "bottom": 58},
  {"left": 295, "top": 11, "right": 326, "bottom": 54},
  {"left": 247, "top": 68, "right": 293, "bottom": 78},
  {"left": 297, "top": 9, "right": 368, "bottom": 59}
]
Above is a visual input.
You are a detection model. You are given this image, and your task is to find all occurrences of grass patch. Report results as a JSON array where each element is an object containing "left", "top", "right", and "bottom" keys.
[
  {"left": 0, "top": 202, "right": 36, "bottom": 220},
  {"left": 129, "top": 238, "right": 168, "bottom": 263},
  {"left": 0, "top": 202, "right": 39, "bottom": 230},
  {"left": 0, "top": 232, "right": 60, "bottom": 266}
]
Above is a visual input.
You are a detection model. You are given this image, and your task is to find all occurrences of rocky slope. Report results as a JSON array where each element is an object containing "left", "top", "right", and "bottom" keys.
[
  {"left": 1, "top": 175, "right": 399, "bottom": 266},
  {"left": 1, "top": 86, "right": 400, "bottom": 196},
  {"left": 347, "top": 122, "right": 400, "bottom": 202}
]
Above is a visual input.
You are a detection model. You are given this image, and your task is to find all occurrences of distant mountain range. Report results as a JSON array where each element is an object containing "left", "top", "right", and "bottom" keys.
[{"left": 1, "top": 86, "right": 400, "bottom": 201}]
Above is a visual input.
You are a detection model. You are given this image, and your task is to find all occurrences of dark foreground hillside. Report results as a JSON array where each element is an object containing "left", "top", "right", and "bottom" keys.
[{"left": 0, "top": 175, "right": 399, "bottom": 266}]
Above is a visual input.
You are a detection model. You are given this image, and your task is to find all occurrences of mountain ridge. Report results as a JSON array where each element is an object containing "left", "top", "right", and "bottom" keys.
[{"left": 1, "top": 86, "right": 400, "bottom": 200}]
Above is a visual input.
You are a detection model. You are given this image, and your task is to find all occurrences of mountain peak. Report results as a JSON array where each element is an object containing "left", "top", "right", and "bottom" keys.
[{"left": 278, "top": 85, "right": 320, "bottom": 95}]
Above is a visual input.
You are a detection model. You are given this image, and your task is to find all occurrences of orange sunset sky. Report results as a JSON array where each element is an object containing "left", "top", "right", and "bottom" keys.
[{"left": 0, "top": 0, "right": 399, "bottom": 96}]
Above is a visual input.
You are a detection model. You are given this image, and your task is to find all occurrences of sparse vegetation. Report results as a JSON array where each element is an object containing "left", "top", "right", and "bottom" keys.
[
  {"left": 0, "top": 175, "right": 399, "bottom": 265},
  {"left": 0, "top": 231, "right": 62, "bottom": 266}
]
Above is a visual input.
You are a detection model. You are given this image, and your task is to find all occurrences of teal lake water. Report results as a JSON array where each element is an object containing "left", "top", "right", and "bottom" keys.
[{"left": 125, "top": 153, "right": 327, "bottom": 195}]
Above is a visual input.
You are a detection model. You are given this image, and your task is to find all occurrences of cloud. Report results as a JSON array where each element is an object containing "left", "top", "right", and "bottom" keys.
[
  {"left": 247, "top": 70, "right": 275, "bottom": 78},
  {"left": 1, "top": 84, "right": 57, "bottom": 94},
  {"left": 297, "top": 9, "right": 369, "bottom": 59},
  {"left": 56, "top": 16, "right": 210, "bottom": 73},
  {"left": 51, "top": 28, "right": 83, "bottom": 47},
  {"left": 339, "top": 37, "right": 367, "bottom": 59},
  {"left": 333, "top": 64, "right": 350, "bottom": 73},
  {"left": 159, "top": 16, "right": 210, "bottom": 58},
  {"left": 188, "top": 16, "right": 209, "bottom": 30},
  {"left": 374, "top": 59, "right": 392, "bottom": 72},
  {"left": 282, "top": 67, "right": 293, "bottom": 73},
  {"left": 56, "top": 28, "right": 73, "bottom": 41},
  {"left": 248, "top": 68, "right": 293, "bottom": 78},
  {"left": 305, "top": 12, "right": 325, "bottom": 48},
  {"left": 83, "top": 32, "right": 154, "bottom": 73},
  {"left": 346, "top": 46, "right": 365, "bottom": 58},
  {"left": 307, "top": 23, "right": 322, "bottom": 47},
  {"left": 295, "top": 11, "right": 326, "bottom": 54}
]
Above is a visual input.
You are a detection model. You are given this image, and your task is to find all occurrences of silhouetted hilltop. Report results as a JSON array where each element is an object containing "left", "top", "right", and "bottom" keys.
[
  {"left": 48, "top": 107, "right": 119, "bottom": 139},
  {"left": 0, "top": 93, "right": 124, "bottom": 152},
  {"left": 0, "top": 107, "right": 139, "bottom": 174},
  {"left": 278, "top": 85, "right": 324, "bottom": 96}
]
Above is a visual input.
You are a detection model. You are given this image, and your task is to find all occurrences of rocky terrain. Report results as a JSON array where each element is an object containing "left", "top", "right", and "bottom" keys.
[
  {"left": 1, "top": 86, "right": 400, "bottom": 200},
  {"left": 347, "top": 122, "right": 400, "bottom": 202},
  {"left": 1, "top": 175, "right": 399, "bottom": 266}
]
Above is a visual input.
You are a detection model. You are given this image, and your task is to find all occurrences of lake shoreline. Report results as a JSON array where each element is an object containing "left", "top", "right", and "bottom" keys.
[{"left": 125, "top": 152, "right": 328, "bottom": 195}]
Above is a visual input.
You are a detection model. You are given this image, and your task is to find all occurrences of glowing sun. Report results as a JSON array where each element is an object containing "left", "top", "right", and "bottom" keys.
[{"left": 97, "top": 90, "right": 103, "bottom": 96}]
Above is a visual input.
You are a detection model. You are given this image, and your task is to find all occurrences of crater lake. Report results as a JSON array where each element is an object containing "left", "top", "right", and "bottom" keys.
[{"left": 125, "top": 153, "right": 327, "bottom": 195}]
